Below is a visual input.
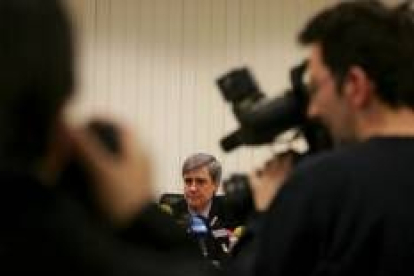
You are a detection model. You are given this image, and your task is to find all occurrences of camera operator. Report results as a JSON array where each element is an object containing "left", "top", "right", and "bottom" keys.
[
  {"left": 0, "top": 0, "right": 214, "bottom": 275},
  {"left": 245, "top": 1, "right": 414, "bottom": 276}
]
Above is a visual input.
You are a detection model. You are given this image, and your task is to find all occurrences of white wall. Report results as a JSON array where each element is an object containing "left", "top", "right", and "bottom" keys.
[{"left": 65, "top": 0, "right": 337, "bottom": 195}]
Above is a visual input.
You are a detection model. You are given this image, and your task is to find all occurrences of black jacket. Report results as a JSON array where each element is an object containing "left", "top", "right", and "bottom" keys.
[
  {"left": 170, "top": 196, "right": 243, "bottom": 264},
  {"left": 254, "top": 137, "right": 414, "bottom": 276}
]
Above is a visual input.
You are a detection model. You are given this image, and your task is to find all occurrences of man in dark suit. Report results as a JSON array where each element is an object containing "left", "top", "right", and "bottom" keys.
[{"left": 170, "top": 153, "right": 242, "bottom": 266}]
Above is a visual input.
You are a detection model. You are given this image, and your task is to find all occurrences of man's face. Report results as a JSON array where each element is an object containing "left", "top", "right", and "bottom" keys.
[
  {"left": 183, "top": 166, "right": 218, "bottom": 213},
  {"left": 306, "top": 44, "right": 357, "bottom": 145}
]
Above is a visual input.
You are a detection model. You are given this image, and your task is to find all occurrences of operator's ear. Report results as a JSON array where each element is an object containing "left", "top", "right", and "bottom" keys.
[{"left": 343, "top": 66, "right": 375, "bottom": 110}]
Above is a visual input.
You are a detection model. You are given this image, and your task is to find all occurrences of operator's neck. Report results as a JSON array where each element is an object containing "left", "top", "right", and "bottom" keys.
[{"left": 358, "top": 106, "right": 414, "bottom": 140}]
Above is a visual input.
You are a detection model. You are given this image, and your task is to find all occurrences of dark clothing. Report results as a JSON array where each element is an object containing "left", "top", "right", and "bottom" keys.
[
  {"left": 225, "top": 213, "right": 265, "bottom": 276},
  {"left": 254, "top": 137, "right": 414, "bottom": 276},
  {"left": 0, "top": 170, "right": 213, "bottom": 275},
  {"left": 171, "top": 197, "right": 242, "bottom": 264}
]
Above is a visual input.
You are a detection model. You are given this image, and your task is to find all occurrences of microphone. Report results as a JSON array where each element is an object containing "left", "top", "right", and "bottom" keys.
[{"left": 189, "top": 215, "right": 209, "bottom": 257}]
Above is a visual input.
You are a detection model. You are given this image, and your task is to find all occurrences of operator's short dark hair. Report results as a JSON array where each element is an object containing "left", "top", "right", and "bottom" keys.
[
  {"left": 0, "top": 0, "right": 74, "bottom": 168},
  {"left": 299, "top": 0, "right": 414, "bottom": 109}
]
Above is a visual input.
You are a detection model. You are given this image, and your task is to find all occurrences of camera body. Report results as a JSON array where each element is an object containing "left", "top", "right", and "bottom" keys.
[
  {"left": 216, "top": 62, "right": 310, "bottom": 152},
  {"left": 58, "top": 121, "right": 120, "bottom": 215},
  {"left": 217, "top": 62, "right": 332, "bottom": 216}
]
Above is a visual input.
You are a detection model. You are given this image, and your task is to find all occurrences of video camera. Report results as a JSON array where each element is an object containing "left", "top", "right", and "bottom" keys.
[
  {"left": 216, "top": 61, "right": 332, "bottom": 217},
  {"left": 217, "top": 61, "right": 331, "bottom": 153}
]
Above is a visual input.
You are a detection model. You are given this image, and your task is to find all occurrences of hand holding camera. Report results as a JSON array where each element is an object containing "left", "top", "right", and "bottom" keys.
[
  {"left": 69, "top": 120, "right": 153, "bottom": 227},
  {"left": 249, "top": 151, "right": 296, "bottom": 212}
]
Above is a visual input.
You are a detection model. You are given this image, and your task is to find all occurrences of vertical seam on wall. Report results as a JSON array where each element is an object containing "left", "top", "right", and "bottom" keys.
[
  {"left": 178, "top": 0, "right": 185, "bottom": 178},
  {"left": 92, "top": 0, "right": 98, "bottom": 109},
  {"left": 107, "top": 0, "right": 112, "bottom": 110}
]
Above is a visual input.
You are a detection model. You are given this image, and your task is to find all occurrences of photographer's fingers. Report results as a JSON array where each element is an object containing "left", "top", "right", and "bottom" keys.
[
  {"left": 70, "top": 121, "right": 138, "bottom": 167},
  {"left": 69, "top": 123, "right": 153, "bottom": 227},
  {"left": 250, "top": 170, "right": 277, "bottom": 212},
  {"left": 116, "top": 125, "right": 139, "bottom": 160},
  {"left": 69, "top": 126, "right": 113, "bottom": 173}
]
